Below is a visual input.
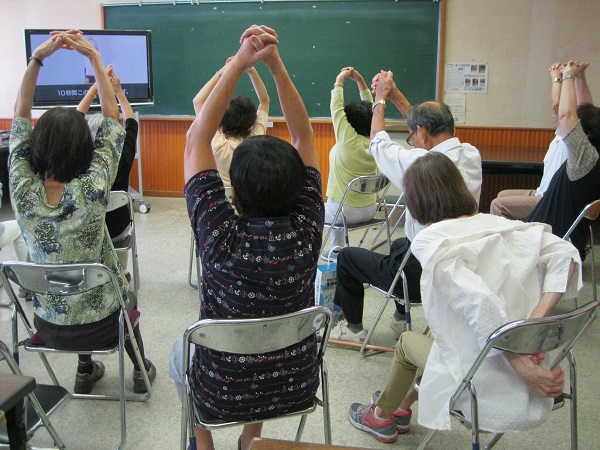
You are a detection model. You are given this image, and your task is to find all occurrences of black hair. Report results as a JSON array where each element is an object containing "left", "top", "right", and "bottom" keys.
[
  {"left": 406, "top": 101, "right": 455, "bottom": 136},
  {"left": 344, "top": 101, "right": 372, "bottom": 137},
  {"left": 31, "top": 107, "right": 95, "bottom": 182},
  {"left": 230, "top": 135, "right": 307, "bottom": 218},
  {"left": 220, "top": 96, "right": 258, "bottom": 139},
  {"left": 577, "top": 103, "right": 600, "bottom": 153}
]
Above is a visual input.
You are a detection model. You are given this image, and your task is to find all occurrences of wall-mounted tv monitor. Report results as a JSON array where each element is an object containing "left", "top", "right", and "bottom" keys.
[{"left": 24, "top": 29, "right": 153, "bottom": 108}]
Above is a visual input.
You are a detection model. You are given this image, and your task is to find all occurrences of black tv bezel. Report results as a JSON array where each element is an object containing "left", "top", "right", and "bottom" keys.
[{"left": 24, "top": 29, "right": 154, "bottom": 108}]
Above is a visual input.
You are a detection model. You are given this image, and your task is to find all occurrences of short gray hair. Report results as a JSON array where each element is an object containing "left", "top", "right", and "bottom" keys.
[{"left": 406, "top": 102, "right": 454, "bottom": 137}]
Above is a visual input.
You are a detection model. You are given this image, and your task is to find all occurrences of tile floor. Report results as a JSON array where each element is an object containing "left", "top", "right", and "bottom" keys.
[{"left": 1, "top": 196, "right": 599, "bottom": 449}]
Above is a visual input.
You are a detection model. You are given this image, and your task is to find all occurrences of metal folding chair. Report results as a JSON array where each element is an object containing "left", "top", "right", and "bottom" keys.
[
  {"left": 417, "top": 300, "right": 599, "bottom": 450},
  {"left": 371, "top": 193, "right": 407, "bottom": 251},
  {"left": 361, "top": 247, "right": 416, "bottom": 356},
  {"left": 563, "top": 199, "right": 600, "bottom": 305},
  {"left": 0, "top": 340, "right": 67, "bottom": 449},
  {"left": 1, "top": 261, "right": 153, "bottom": 450},
  {"left": 180, "top": 306, "right": 333, "bottom": 450},
  {"left": 321, "top": 174, "right": 392, "bottom": 254},
  {"left": 107, "top": 191, "right": 140, "bottom": 296}
]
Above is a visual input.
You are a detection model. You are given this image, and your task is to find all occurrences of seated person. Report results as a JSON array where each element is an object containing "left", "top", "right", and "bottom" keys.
[
  {"left": 331, "top": 70, "right": 482, "bottom": 342},
  {"left": 78, "top": 65, "right": 137, "bottom": 273},
  {"left": 321, "top": 67, "right": 378, "bottom": 261},
  {"left": 192, "top": 56, "right": 269, "bottom": 186},
  {"left": 9, "top": 30, "right": 155, "bottom": 395},
  {"left": 348, "top": 152, "right": 580, "bottom": 443},
  {"left": 490, "top": 63, "right": 569, "bottom": 219},
  {"left": 526, "top": 61, "right": 599, "bottom": 261},
  {"left": 169, "top": 26, "right": 324, "bottom": 450}
]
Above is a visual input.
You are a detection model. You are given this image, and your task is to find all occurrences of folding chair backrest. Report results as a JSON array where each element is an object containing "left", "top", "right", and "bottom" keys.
[
  {"left": 563, "top": 199, "right": 600, "bottom": 240},
  {"left": 346, "top": 174, "right": 390, "bottom": 195},
  {"left": 487, "top": 300, "right": 598, "bottom": 369},
  {"left": 0, "top": 262, "right": 119, "bottom": 298},
  {"left": 185, "top": 306, "right": 331, "bottom": 356}
]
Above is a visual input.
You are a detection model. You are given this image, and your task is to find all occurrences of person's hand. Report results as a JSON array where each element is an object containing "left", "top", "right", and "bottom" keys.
[
  {"left": 347, "top": 67, "right": 363, "bottom": 83},
  {"left": 233, "top": 25, "right": 279, "bottom": 72},
  {"left": 549, "top": 62, "right": 563, "bottom": 80},
  {"left": 562, "top": 60, "right": 590, "bottom": 79},
  {"left": 107, "top": 64, "right": 123, "bottom": 92},
  {"left": 505, "top": 353, "right": 564, "bottom": 398},
  {"left": 373, "top": 70, "right": 394, "bottom": 100},
  {"left": 336, "top": 68, "right": 351, "bottom": 85},
  {"left": 31, "top": 33, "right": 66, "bottom": 62},
  {"left": 55, "top": 31, "right": 100, "bottom": 59}
]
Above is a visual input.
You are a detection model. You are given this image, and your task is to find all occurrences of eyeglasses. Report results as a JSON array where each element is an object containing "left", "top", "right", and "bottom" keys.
[{"left": 406, "top": 130, "right": 415, "bottom": 147}]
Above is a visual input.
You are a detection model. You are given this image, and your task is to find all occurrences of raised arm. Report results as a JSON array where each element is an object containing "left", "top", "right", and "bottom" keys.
[
  {"left": 345, "top": 67, "right": 369, "bottom": 94},
  {"left": 60, "top": 31, "right": 119, "bottom": 120},
  {"left": 255, "top": 30, "right": 317, "bottom": 168},
  {"left": 192, "top": 58, "right": 230, "bottom": 115},
  {"left": 370, "top": 70, "right": 394, "bottom": 139},
  {"left": 247, "top": 67, "right": 270, "bottom": 114},
  {"left": 184, "top": 27, "right": 278, "bottom": 183},
  {"left": 558, "top": 60, "right": 590, "bottom": 133},
  {"left": 575, "top": 62, "right": 593, "bottom": 106},
  {"left": 14, "top": 34, "right": 64, "bottom": 119},
  {"left": 108, "top": 65, "right": 135, "bottom": 120},
  {"left": 549, "top": 63, "right": 563, "bottom": 126},
  {"left": 76, "top": 83, "right": 98, "bottom": 115}
]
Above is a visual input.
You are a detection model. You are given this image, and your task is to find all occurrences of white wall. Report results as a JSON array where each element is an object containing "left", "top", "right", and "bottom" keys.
[{"left": 1, "top": 0, "right": 599, "bottom": 126}]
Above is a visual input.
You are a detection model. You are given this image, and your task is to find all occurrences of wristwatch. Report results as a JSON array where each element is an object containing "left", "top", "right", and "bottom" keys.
[{"left": 372, "top": 99, "right": 386, "bottom": 112}]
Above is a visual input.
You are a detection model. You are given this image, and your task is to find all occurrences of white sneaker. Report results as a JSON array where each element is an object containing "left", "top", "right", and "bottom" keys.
[
  {"left": 330, "top": 320, "right": 367, "bottom": 343},
  {"left": 390, "top": 316, "right": 406, "bottom": 339}
]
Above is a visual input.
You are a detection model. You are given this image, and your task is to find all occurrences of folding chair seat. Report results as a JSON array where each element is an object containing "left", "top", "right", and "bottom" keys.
[
  {"left": 107, "top": 191, "right": 140, "bottom": 296},
  {"left": 416, "top": 300, "right": 599, "bottom": 450},
  {"left": 563, "top": 199, "right": 600, "bottom": 306},
  {"left": 180, "top": 306, "right": 333, "bottom": 450},
  {"left": 0, "top": 340, "right": 66, "bottom": 448},
  {"left": 1, "top": 261, "right": 153, "bottom": 450},
  {"left": 360, "top": 247, "right": 419, "bottom": 356},
  {"left": 188, "top": 187, "right": 232, "bottom": 290},
  {"left": 321, "top": 174, "right": 393, "bottom": 254}
]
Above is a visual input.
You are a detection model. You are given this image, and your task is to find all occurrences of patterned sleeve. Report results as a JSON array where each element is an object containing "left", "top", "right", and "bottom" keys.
[
  {"left": 293, "top": 167, "right": 325, "bottom": 241},
  {"left": 563, "top": 121, "right": 599, "bottom": 181},
  {"left": 8, "top": 117, "right": 36, "bottom": 202},
  {"left": 184, "top": 170, "right": 233, "bottom": 258},
  {"left": 85, "top": 118, "right": 126, "bottom": 197}
]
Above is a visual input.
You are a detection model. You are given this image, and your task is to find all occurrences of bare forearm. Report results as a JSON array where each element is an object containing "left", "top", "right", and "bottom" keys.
[
  {"left": 558, "top": 78, "right": 578, "bottom": 133},
  {"left": 115, "top": 89, "right": 135, "bottom": 120},
  {"left": 77, "top": 84, "right": 98, "bottom": 114},
  {"left": 193, "top": 70, "right": 223, "bottom": 115},
  {"left": 370, "top": 103, "right": 386, "bottom": 139},
  {"left": 530, "top": 260, "right": 578, "bottom": 318},
  {"left": 575, "top": 75, "right": 593, "bottom": 105},
  {"left": 269, "top": 57, "right": 316, "bottom": 167},
  {"left": 389, "top": 87, "right": 411, "bottom": 116},
  {"left": 248, "top": 68, "right": 270, "bottom": 113},
  {"left": 92, "top": 53, "right": 119, "bottom": 120},
  {"left": 14, "top": 60, "right": 42, "bottom": 119}
]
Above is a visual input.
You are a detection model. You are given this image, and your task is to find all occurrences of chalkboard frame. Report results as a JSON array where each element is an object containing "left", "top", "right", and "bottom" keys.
[{"left": 103, "top": 0, "right": 441, "bottom": 118}]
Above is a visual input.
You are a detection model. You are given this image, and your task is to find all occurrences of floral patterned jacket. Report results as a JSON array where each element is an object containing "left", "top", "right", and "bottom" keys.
[{"left": 9, "top": 116, "right": 128, "bottom": 325}]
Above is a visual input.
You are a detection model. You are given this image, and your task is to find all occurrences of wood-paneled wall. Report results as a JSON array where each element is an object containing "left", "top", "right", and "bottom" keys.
[{"left": 2, "top": 117, "right": 555, "bottom": 203}]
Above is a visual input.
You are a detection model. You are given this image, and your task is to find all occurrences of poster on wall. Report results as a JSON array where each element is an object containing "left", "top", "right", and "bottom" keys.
[
  {"left": 445, "top": 62, "right": 488, "bottom": 93},
  {"left": 444, "top": 93, "right": 466, "bottom": 124}
]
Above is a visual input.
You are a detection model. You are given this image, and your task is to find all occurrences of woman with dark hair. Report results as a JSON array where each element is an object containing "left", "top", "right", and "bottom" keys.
[
  {"left": 9, "top": 30, "right": 154, "bottom": 395},
  {"left": 348, "top": 152, "right": 581, "bottom": 443}
]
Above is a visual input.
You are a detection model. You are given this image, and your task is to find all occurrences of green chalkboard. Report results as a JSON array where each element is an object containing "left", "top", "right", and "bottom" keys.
[{"left": 104, "top": 0, "right": 440, "bottom": 118}]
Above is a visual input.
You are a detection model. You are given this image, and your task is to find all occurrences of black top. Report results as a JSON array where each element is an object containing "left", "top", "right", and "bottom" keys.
[{"left": 106, "top": 118, "right": 137, "bottom": 238}]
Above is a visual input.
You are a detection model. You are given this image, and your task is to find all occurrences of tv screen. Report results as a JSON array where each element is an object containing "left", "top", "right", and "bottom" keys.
[{"left": 24, "top": 29, "right": 153, "bottom": 108}]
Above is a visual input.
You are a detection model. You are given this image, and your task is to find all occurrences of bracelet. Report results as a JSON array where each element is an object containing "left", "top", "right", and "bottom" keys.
[
  {"left": 86, "top": 91, "right": 97, "bottom": 97},
  {"left": 552, "top": 77, "right": 562, "bottom": 84},
  {"left": 334, "top": 82, "right": 343, "bottom": 88},
  {"left": 562, "top": 75, "right": 576, "bottom": 81},
  {"left": 29, "top": 56, "right": 43, "bottom": 67},
  {"left": 372, "top": 99, "right": 386, "bottom": 112}
]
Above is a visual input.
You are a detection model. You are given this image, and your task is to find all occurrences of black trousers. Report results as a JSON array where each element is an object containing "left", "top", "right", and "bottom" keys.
[{"left": 333, "top": 237, "right": 422, "bottom": 325}]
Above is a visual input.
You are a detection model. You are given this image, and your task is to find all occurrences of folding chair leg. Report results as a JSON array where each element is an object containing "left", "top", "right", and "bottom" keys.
[
  {"left": 321, "top": 359, "right": 332, "bottom": 445},
  {"left": 567, "top": 350, "right": 578, "bottom": 450},
  {"left": 468, "top": 381, "right": 480, "bottom": 450},
  {"left": 360, "top": 295, "right": 393, "bottom": 357},
  {"left": 416, "top": 428, "right": 438, "bottom": 449},
  {"left": 295, "top": 415, "right": 308, "bottom": 441},
  {"left": 485, "top": 433, "right": 504, "bottom": 449}
]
